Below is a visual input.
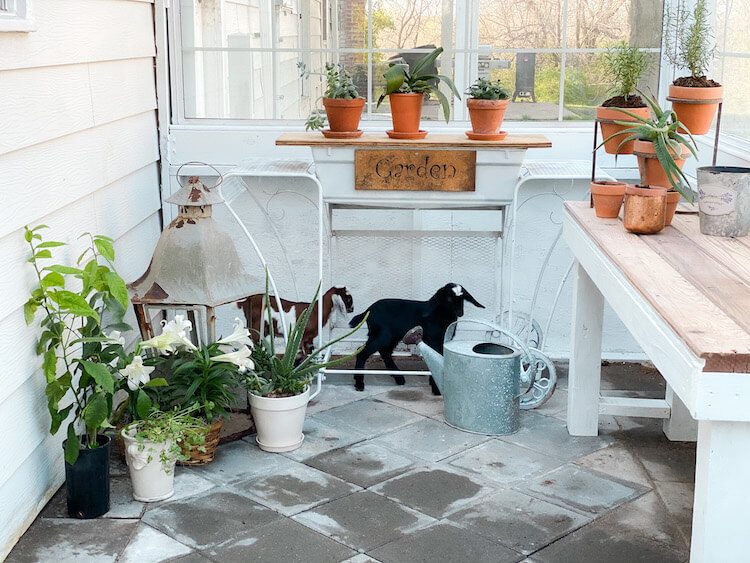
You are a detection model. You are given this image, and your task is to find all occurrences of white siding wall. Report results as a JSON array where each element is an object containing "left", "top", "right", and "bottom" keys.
[{"left": 0, "top": 0, "right": 161, "bottom": 557}]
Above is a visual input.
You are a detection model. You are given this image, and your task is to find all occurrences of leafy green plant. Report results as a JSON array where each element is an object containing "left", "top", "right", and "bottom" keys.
[
  {"left": 664, "top": 0, "right": 716, "bottom": 79},
  {"left": 597, "top": 92, "right": 698, "bottom": 200},
  {"left": 466, "top": 78, "right": 509, "bottom": 100},
  {"left": 125, "top": 404, "right": 207, "bottom": 471},
  {"left": 305, "top": 110, "right": 327, "bottom": 132},
  {"left": 376, "top": 46, "right": 461, "bottom": 122},
  {"left": 601, "top": 42, "right": 650, "bottom": 101},
  {"left": 299, "top": 62, "right": 361, "bottom": 131},
  {"left": 245, "top": 277, "right": 367, "bottom": 397},
  {"left": 24, "top": 227, "right": 168, "bottom": 464}
]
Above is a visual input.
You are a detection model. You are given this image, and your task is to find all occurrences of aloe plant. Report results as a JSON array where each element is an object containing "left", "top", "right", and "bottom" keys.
[
  {"left": 376, "top": 46, "right": 461, "bottom": 122},
  {"left": 597, "top": 92, "right": 698, "bottom": 201}
]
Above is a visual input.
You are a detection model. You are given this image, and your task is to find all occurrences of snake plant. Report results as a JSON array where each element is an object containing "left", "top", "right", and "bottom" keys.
[{"left": 597, "top": 92, "right": 698, "bottom": 201}]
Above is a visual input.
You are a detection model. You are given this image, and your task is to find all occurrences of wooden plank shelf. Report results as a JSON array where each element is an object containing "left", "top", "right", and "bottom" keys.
[{"left": 276, "top": 131, "right": 552, "bottom": 149}]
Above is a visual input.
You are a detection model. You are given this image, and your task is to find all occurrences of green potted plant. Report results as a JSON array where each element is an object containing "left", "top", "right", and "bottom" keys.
[
  {"left": 597, "top": 42, "right": 651, "bottom": 154},
  {"left": 664, "top": 0, "right": 722, "bottom": 134},
  {"left": 465, "top": 78, "right": 510, "bottom": 140},
  {"left": 598, "top": 92, "right": 699, "bottom": 225},
  {"left": 120, "top": 404, "right": 206, "bottom": 502},
  {"left": 165, "top": 317, "right": 252, "bottom": 465},
  {"left": 300, "top": 62, "right": 366, "bottom": 138},
  {"left": 24, "top": 227, "right": 141, "bottom": 518},
  {"left": 244, "top": 280, "right": 366, "bottom": 452},
  {"left": 376, "top": 46, "right": 460, "bottom": 139}
]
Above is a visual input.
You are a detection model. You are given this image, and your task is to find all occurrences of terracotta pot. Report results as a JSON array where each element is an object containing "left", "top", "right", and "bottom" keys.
[
  {"left": 633, "top": 140, "right": 688, "bottom": 189},
  {"left": 591, "top": 180, "right": 627, "bottom": 218},
  {"left": 322, "top": 97, "right": 365, "bottom": 133},
  {"left": 669, "top": 84, "right": 724, "bottom": 135},
  {"left": 665, "top": 190, "right": 681, "bottom": 226},
  {"left": 596, "top": 106, "right": 651, "bottom": 155},
  {"left": 623, "top": 185, "right": 668, "bottom": 234},
  {"left": 467, "top": 98, "right": 509, "bottom": 134},
  {"left": 389, "top": 93, "right": 424, "bottom": 135}
]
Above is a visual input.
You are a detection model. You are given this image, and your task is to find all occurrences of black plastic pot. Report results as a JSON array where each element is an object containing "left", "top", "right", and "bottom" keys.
[{"left": 63, "top": 434, "right": 111, "bottom": 519}]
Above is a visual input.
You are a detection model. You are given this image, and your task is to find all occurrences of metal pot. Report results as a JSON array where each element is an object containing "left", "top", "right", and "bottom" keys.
[{"left": 697, "top": 167, "right": 750, "bottom": 238}]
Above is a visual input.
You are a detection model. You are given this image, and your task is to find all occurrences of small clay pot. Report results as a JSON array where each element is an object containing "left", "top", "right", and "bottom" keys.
[
  {"left": 665, "top": 190, "right": 681, "bottom": 226},
  {"left": 669, "top": 84, "right": 724, "bottom": 136},
  {"left": 633, "top": 140, "right": 688, "bottom": 189},
  {"left": 623, "top": 185, "right": 667, "bottom": 234},
  {"left": 322, "top": 97, "right": 365, "bottom": 133},
  {"left": 596, "top": 106, "right": 651, "bottom": 155},
  {"left": 591, "top": 180, "right": 627, "bottom": 218},
  {"left": 467, "top": 98, "right": 510, "bottom": 135},
  {"left": 388, "top": 93, "right": 424, "bottom": 136}
]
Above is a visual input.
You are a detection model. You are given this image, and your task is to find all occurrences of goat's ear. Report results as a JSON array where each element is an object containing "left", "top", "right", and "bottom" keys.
[{"left": 462, "top": 289, "right": 485, "bottom": 309}]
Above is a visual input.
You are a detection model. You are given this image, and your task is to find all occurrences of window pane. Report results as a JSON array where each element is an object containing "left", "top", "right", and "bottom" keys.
[
  {"left": 479, "top": 0, "right": 562, "bottom": 49},
  {"left": 716, "top": 56, "right": 750, "bottom": 139},
  {"left": 371, "top": 0, "right": 451, "bottom": 50},
  {"left": 565, "top": 0, "right": 663, "bottom": 49}
]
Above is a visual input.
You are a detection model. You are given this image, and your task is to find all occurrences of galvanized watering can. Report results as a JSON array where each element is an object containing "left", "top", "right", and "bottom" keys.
[{"left": 417, "top": 320, "right": 535, "bottom": 436}]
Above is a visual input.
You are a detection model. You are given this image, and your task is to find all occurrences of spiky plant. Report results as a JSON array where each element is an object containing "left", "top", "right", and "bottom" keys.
[
  {"left": 466, "top": 78, "right": 509, "bottom": 100},
  {"left": 664, "top": 0, "right": 716, "bottom": 79},
  {"left": 601, "top": 42, "right": 650, "bottom": 101},
  {"left": 596, "top": 92, "right": 698, "bottom": 201}
]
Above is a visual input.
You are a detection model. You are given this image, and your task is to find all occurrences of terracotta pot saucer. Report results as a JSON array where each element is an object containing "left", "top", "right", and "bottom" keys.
[
  {"left": 386, "top": 129, "right": 428, "bottom": 139},
  {"left": 465, "top": 130, "right": 508, "bottom": 141},
  {"left": 321, "top": 129, "right": 363, "bottom": 139}
]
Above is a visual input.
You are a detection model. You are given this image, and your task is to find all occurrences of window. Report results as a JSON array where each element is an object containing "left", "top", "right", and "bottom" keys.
[
  {"left": 0, "top": 0, "right": 33, "bottom": 32},
  {"left": 172, "top": 0, "right": 664, "bottom": 123},
  {"left": 715, "top": 0, "right": 750, "bottom": 140}
]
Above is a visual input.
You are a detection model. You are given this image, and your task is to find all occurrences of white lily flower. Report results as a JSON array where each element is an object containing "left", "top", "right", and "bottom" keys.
[
  {"left": 139, "top": 314, "right": 196, "bottom": 354},
  {"left": 120, "top": 355, "right": 155, "bottom": 391},
  {"left": 105, "top": 330, "right": 125, "bottom": 346},
  {"left": 216, "top": 318, "right": 254, "bottom": 349},
  {"left": 213, "top": 345, "right": 255, "bottom": 373}
]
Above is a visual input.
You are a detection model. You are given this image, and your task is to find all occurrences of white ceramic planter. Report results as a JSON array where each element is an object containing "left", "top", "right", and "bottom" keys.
[
  {"left": 121, "top": 426, "right": 176, "bottom": 502},
  {"left": 249, "top": 386, "right": 310, "bottom": 452}
]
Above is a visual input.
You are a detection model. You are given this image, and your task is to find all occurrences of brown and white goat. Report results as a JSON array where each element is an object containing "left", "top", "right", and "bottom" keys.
[{"left": 238, "top": 286, "right": 354, "bottom": 353}]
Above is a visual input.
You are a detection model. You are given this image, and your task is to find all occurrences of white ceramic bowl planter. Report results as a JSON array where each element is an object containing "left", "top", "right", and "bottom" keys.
[
  {"left": 250, "top": 386, "right": 311, "bottom": 452},
  {"left": 121, "top": 426, "right": 176, "bottom": 502}
]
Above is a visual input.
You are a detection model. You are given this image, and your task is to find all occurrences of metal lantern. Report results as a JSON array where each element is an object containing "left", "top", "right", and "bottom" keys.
[{"left": 128, "top": 175, "right": 260, "bottom": 343}]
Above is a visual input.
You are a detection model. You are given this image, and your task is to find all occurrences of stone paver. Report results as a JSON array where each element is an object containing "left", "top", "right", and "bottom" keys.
[
  {"left": 142, "top": 489, "right": 280, "bottom": 550},
  {"left": 369, "top": 522, "right": 521, "bottom": 563},
  {"left": 282, "top": 416, "right": 367, "bottom": 462},
  {"left": 119, "top": 523, "right": 193, "bottom": 562},
  {"left": 575, "top": 444, "right": 653, "bottom": 488},
  {"left": 371, "top": 467, "right": 496, "bottom": 518},
  {"left": 447, "top": 488, "right": 591, "bottom": 555},
  {"left": 202, "top": 518, "right": 356, "bottom": 562},
  {"left": 195, "top": 440, "right": 297, "bottom": 485},
  {"left": 376, "top": 386, "right": 445, "bottom": 418},
  {"left": 293, "top": 490, "right": 435, "bottom": 552},
  {"left": 6, "top": 518, "right": 138, "bottom": 563},
  {"left": 370, "top": 418, "right": 488, "bottom": 462},
  {"left": 523, "top": 464, "right": 645, "bottom": 515},
  {"left": 41, "top": 477, "right": 144, "bottom": 519},
  {"left": 233, "top": 462, "right": 359, "bottom": 515},
  {"left": 306, "top": 441, "right": 419, "bottom": 488},
  {"left": 447, "top": 439, "right": 565, "bottom": 485},
  {"left": 311, "top": 399, "right": 423, "bottom": 438}
]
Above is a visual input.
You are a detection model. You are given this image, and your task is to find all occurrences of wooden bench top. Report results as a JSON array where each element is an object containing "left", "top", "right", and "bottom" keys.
[
  {"left": 276, "top": 132, "right": 552, "bottom": 149},
  {"left": 565, "top": 201, "right": 750, "bottom": 373}
]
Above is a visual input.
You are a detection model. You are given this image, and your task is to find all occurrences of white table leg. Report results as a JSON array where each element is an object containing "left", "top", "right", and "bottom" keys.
[
  {"left": 691, "top": 420, "right": 750, "bottom": 561},
  {"left": 663, "top": 384, "right": 698, "bottom": 442},
  {"left": 567, "top": 261, "right": 604, "bottom": 436}
]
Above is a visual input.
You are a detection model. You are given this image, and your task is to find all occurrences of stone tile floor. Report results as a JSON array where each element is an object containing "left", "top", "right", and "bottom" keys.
[{"left": 9, "top": 363, "right": 695, "bottom": 562}]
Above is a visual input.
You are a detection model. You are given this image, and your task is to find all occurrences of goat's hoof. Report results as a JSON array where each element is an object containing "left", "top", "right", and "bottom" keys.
[
  {"left": 354, "top": 382, "right": 365, "bottom": 392},
  {"left": 393, "top": 375, "right": 406, "bottom": 386}
]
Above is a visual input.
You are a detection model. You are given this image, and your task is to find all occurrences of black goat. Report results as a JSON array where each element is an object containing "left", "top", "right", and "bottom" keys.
[{"left": 348, "top": 283, "right": 485, "bottom": 393}]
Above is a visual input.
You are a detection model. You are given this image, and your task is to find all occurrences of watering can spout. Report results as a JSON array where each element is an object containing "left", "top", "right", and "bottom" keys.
[{"left": 417, "top": 342, "right": 444, "bottom": 393}]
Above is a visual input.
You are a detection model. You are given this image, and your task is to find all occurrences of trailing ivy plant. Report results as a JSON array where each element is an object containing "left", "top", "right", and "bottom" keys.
[
  {"left": 24, "top": 227, "right": 166, "bottom": 465},
  {"left": 664, "top": 0, "right": 717, "bottom": 82},
  {"left": 601, "top": 42, "right": 650, "bottom": 103},
  {"left": 466, "top": 78, "right": 509, "bottom": 100}
]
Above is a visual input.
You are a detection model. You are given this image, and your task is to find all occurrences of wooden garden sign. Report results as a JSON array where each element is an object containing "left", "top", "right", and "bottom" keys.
[{"left": 354, "top": 149, "right": 476, "bottom": 191}]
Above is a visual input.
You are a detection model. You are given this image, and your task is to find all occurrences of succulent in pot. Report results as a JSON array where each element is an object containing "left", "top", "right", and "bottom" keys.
[
  {"left": 244, "top": 277, "right": 366, "bottom": 452},
  {"left": 300, "top": 62, "right": 366, "bottom": 138},
  {"left": 465, "top": 78, "right": 510, "bottom": 140},
  {"left": 376, "top": 46, "right": 461, "bottom": 139},
  {"left": 597, "top": 92, "right": 698, "bottom": 205},
  {"left": 121, "top": 404, "right": 206, "bottom": 502},
  {"left": 664, "top": 0, "right": 722, "bottom": 134},
  {"left": 597, "top": 42, "right": 652, "bottom": 154}
]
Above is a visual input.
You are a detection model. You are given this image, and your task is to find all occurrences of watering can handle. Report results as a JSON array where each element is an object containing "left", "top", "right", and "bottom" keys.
[{"left": 444, "top": 319, "right": 536, "bottom": 373}]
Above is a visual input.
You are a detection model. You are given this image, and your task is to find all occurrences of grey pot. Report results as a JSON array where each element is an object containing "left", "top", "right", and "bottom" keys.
[{"left": 697, "top": 166, "right": 750, "bottom": 237}]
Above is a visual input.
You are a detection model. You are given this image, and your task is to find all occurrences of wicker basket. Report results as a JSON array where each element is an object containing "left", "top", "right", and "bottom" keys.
[{"left": 179, "top": 418, "right": 223, "bottom": 466}]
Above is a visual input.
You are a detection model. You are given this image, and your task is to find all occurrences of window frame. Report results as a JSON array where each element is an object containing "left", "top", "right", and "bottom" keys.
[{"left": 0, "top": 0, "right": 34, "bottom": 32}]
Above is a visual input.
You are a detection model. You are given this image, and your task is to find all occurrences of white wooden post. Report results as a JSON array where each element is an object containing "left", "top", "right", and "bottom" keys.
[
  {"left": 663, "top": 384, "right": 698, "bottom": 442},
  {"left": 691, "top": 420, "right": 750, "bottom": 561},
  {"left": 567, "top": 261, "right": 604, "bottom": 436}
]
